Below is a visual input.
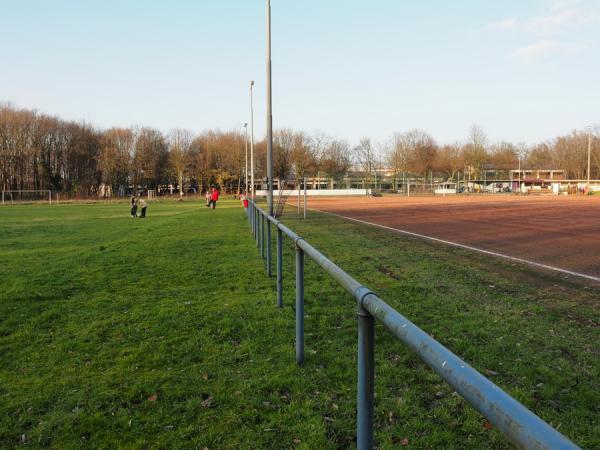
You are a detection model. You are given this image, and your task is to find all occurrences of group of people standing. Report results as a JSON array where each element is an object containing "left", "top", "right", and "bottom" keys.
[
  {"left": 128, "top": 187, "right": 220, "bottom": 219},
  {"left": 130, "top": 196, "right": 148, "bottom": 218}
]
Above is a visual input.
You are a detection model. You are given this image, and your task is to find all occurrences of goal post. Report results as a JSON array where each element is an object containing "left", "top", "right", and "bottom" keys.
[
  {"left": 1, "top": 190, "right": 52, "bottom": 205},
  {"left": 274, "top": 178, "right": 307, "bottom": 219}
]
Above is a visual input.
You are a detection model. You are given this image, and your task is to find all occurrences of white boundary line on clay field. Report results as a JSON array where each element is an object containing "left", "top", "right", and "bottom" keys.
[{"left": 313, "top": 209, "right": 600, "bottom": 284}]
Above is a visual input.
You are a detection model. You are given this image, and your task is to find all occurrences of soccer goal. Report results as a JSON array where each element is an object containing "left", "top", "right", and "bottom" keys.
[
  {"left": 274, "top": 179, "right": 307, "bottom": 219},
  {"left": 1, "top": 190, "right": 52, "bottom": 205}
]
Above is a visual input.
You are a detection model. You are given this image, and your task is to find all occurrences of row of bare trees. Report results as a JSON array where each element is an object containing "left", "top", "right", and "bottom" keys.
[
  {"left": 357, "top": 125, "right": 600, "bottom": 183},
  {"left": 0, "top": 104, "right": 355, "bottom": 196},
  {"left": 1, "top": 104, "right": 598, "bottom": 196},
  {"left": 0, "top": 105, "right": 250, "bottom": 196}
]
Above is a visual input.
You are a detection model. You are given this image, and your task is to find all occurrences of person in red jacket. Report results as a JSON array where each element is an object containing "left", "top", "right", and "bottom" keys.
[
  {"left": 208, "top": 187, "right": 219, "bottom": 209},
  {"left": 240, "top": 191, "right": 248, "bottom": 208}
]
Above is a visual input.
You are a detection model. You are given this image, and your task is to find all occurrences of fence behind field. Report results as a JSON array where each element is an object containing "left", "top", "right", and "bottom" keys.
[{"left": 246, "top": 200, "right": 578, "bottom": 450}]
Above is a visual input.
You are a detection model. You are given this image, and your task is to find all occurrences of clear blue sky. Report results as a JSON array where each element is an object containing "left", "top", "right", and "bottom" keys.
[{"left": 1, "top": 0, "right": 598, "bottom": 145}]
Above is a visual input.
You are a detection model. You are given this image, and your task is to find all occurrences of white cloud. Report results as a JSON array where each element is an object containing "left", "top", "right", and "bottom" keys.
[
  {"left": 510, "top": 39, "right": 560, "bottom": 61},
  {"left": 488, "top": 18, "right": 519, "bottom": 31},
  {"left": 510, "top": 38, "right": 588, "bottom": 62},
  {"left": 487, "top": 0, "right": 600, "bottom": 62},
  {"left": 541, "top": 0, "right": 582, "bottom": 12},
  {"left": 524, "top": 7, "right": 599, "bottom": 34},
  {"left": 486, "top": 1, "right": 600, "bottom": 35}
]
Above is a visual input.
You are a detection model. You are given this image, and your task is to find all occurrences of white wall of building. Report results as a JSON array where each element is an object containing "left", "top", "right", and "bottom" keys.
[{"left": 256, "top": 189, "right": 370, "bottom": 197}]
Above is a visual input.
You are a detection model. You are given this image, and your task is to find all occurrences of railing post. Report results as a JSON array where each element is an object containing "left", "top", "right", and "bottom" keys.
[
  {"left": 357, "top": 302, "right": 375, "bottom": 450},
  {"left": 267, "top": 220, "right": 272, "bottom": 276},
  {"left": 277, "top": 228, "right": 283, "bottom": 307},
  {"left": 303, "top": 178, "right": 307, "bottom": 220},
  {"left": 256, "top": 209, "right": 260, "bottom": 248},
  {"left": 260, "top": 214, "right": 265, "bottom": 259},
  {"left": 295, "top": 244, "right": 305, "bottom": 365},
  {"left": 260, "top": 214, "right": 264, "bottom": 256}
]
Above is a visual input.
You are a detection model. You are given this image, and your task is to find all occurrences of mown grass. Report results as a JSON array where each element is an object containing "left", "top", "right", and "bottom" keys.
[{"left": 0, "top": 199, "right": 598, "bottom": 449}]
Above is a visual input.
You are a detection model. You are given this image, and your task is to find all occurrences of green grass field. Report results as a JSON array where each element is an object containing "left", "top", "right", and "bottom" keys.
[{"left": 0, "top": 199, "right": 598, "bottom": 449}]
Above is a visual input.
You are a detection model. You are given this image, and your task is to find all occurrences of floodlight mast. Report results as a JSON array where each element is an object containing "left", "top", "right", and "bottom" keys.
[
  {"left": 250, "top": 81, "right": 255, "bottom": 199},
  {"left": 266, "top": 0, "right": 274, "bottom": 216},
  {"left": 518, "top": 155, "right": 521, "bottom": 193},
  {"left": 516, "top": 145, "right": 527, "bottom": 194},
  {"left": 587, "top": 125, "right": 592, "bottom": 191},
  {"left": 244, "top": 123, "right": 248, "bottom": 193}
]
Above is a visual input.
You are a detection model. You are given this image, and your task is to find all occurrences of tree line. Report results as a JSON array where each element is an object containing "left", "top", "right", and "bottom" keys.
[{"left": 1, "top": 104, "right": 598, "bottom": 196}]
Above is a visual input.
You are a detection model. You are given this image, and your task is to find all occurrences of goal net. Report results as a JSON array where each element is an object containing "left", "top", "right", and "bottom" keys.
[
  {"left": 1, "top": 190, "right": 52, "bottom": 205},
  {"left": 274, "top": 179, "right": 306, "bottom": 218}
]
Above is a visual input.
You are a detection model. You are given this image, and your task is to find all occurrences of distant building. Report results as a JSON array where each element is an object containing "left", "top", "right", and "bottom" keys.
[
  {"left": 509, "top": 169, "right": 600, "bottom": 193},
  {"left": 510, "top": 169, "right": 565, "bottom": 181}
]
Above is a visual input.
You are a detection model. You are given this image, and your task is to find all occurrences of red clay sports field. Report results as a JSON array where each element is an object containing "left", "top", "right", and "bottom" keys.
[{"left": 307, "top": 195, "right": 600, "bottom": 283}]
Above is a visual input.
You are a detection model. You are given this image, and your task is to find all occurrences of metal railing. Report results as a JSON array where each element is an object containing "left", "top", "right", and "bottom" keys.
[{"left": 246, "top": 200, "right": 579, "bottom": 450}]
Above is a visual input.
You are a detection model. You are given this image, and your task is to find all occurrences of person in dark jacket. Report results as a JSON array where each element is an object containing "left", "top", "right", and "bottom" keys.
[{"left": 130, "top": 196, "right": 137, "bottom": 218}]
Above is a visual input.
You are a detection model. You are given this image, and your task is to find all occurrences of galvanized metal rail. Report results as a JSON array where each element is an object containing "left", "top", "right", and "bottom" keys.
[{"left": 246, "top": 200, "right": 579, "bottom": 450}]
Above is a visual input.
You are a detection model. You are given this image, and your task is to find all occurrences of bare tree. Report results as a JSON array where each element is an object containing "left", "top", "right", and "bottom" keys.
[
  {"left": 308, "top": 131, "right": 331, "bottom": 188},
  {"left": 217, "top": 131, "right": 245, "bottom": 194},
  {"left": 273, "top": 128, "right": 295, "bottom": 179},
  {"left": 462, "top": 124, "right": 489, "bottom": 178},
  {"left": 133, "top": 128, "right": 168, "bottom": 190},
  {"left": 489, "top": 141, "right": 518, "bottom": 171},
  {"left": 168, "top": 129, "right": 194, "bottom": 199},
  {"left": 322, "top": 139, "right": 352, "bottom": 182},
  {"left": 386, "top": 132, "right": 411, "bottom": 188},
  {"left": 354, "top": 137, "right": 379, "bottom": 183},
  {"left": 406, "top": 129, "right": 437, "bottom": 175},
  {"left": 289, "top": 131, "right": 314, "bottom": 180},
  {"left": 98, "top": 128, "right": 135, "bottom": 196},
  {"left": 553, "top": 132, "right": 588, "bottom": 179},
  {"left": 436, "top": 143, "right": 463, "bottom": 179}
]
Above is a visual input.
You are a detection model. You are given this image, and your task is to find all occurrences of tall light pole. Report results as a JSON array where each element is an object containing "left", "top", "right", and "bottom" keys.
[
  {"left": 244, "top": 123, "right": 248, "bottom": 193},
  {"left": 266, "top": 0, "right": 274, "bottom": 216},
  {"left": 518, "top": 155, "right": 521, "bottom": 193},
  {"left": 517, "top": 145, "right": 526, "bottom": 194},
  {"left": 587, "top": 125, "right": 592, "bottom": 192},
  {"left": 250, "top": 80, "right": 255, "bottom": 199}
]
